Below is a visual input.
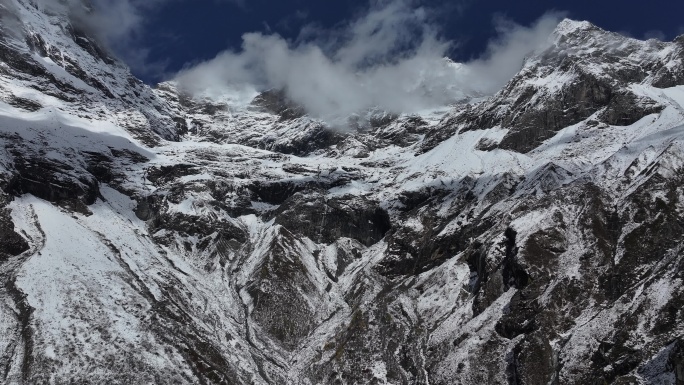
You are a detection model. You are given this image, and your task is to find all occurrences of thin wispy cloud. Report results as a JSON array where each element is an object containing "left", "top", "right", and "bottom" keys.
[
  {"left": 275, "top": 9, "right": 309, "bottom": 32},
  {"left": 463, "top": 13, "right": 565, "bottom": 94},
  {"left": 19, "top": 0, "right": 167, "bottom": 76},
  {"left": 175, "top": 0, "right": 563, "bottom": 124},
  {"left": 643, "top": 30, "right": 666, "bottom": 41},
  {"left": 74, "top": 0, "right": 171, "bottom": 77}
]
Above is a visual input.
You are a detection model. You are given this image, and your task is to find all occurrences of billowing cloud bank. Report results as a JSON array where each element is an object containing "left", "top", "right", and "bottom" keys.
[{"left": 175, "top": 0, "right": 563, "bottom": 120}]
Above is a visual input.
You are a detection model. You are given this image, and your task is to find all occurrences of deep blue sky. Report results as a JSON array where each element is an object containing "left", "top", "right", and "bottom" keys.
[{"left": 134, "top": 0, "right": 684, "bottom": 83}]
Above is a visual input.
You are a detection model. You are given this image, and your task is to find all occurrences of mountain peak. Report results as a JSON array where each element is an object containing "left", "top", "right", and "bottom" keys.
[{"left": 553, "top": 18, "right": 600, "bottom": 37}]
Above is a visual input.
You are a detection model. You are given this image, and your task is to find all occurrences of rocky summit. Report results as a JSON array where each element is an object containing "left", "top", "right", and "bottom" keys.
[{"left": 0, "top": 1, "right": 683, "bottom": 384}]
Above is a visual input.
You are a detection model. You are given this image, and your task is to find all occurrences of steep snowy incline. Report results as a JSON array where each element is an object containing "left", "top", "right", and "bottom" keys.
[{"left": 0, "top": 0, "right": 185, "bottom": 143}]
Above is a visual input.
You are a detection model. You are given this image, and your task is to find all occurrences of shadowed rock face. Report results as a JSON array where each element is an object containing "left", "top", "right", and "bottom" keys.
[
  {"left": 0, "top": 201, "right": 29, "bottom": 259},
  {"left": 251, "top": 89, "right": 307, "bottom": 121},
  {"left": 245, "top": 227, "right": 325, "bottom": 350},
  {"left": 494, "top": 84, "right": 664, "bottom": 153},
  {"left": 0, "top": 9, "right": 683, "bottom": 385},
  {"left": 8, "top": 156, "right": 99, "bottom": 214},
  {"left": 273, "top": 192, "right": 391, "bottom": 247},
  {"left": 246, "top": 89, "right": 346, "bottom": 155}
]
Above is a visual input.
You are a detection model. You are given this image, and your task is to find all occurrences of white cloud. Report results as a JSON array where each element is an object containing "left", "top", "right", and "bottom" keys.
[
  {"left": 175, "top": 0, "right": 563, "bottom": 124},
  {"left": 463, "top": 13, "right": 565, "bottom": 94}
]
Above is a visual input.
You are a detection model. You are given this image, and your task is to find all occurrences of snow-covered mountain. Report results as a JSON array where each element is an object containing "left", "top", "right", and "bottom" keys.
[{"left": 0, "top": 2, "right": 682, "bottom": 384}]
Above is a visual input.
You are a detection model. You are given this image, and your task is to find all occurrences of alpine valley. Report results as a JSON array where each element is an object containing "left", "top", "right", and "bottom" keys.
[{"left": 0, "top": 1, "right": 683, "bottom": 384}]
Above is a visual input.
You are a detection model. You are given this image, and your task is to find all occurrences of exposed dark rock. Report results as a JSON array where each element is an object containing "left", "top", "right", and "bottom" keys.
[
  {"left": 615, "top": 174, "right": 684, "bottom": 293},
  {"left": 380, "top": 213, "right": 495, "bottom": 277},
  {"left": 518, "top": 163, "right": 574, "bottom": 194},
  {"left": 675, "top": 340, "right": 684, "bottom": 385},
  {"left": 249, "top": 180, "right": 315, "bottom": 205},
  {"left": 153, "top": 210, "right": 247, "bottom": 245},
  {"left": 183, "top": 98, "right": 229, "bottom": 116},
  {"left": 0, "top": 203, "right": 29, "bottom": 259},
  {"left": 0, "top": 40, "right": 81, "bottom": 99},
  {"left": 273, "top": 192, "right": 391, "bottom": 246},
  {"left": 172, "top": 116, "right": 189, "bottom": 136},
  {"left": 83, "top": 151, "right": 117, "bottom": 184},
  {"left": 267, "top": 124, "right": 344, "bottom": 156},
  {"left": 598, "top": 91, "right": 663, "bottom": 126},
  {"left": 6, "top": 95, "right": 42, "bottom": 111},
  {"left": 495, "top": 291, "right": 538, "bottom": 340},
  {"left": 7, "top": 155, "right": 99, "bottom": 214},
  {"left": 134, "top": 194, "right": 159, "bottom": 221},
  {"left": 376, "top": 115, "right": 428, "bottom": 147},
  {"left": 146, "top": 164, "right": 200, "bottom": 186},
  {"left": 475, "top": 137, "right": 499, "bottom": 151},
  {"left": 380, "top": 183, "right": 497, "bottom": 277},
  {"left": 651, "top": 37, "right": 684, "bottom": 88},
  {"left": 396, "top": 186, "right": 451, "bottom": 212},
  {"left": 508, "top": 332, "right": 555, "bottom": 385},
  {"left": 110, "top": 148, "right": 149, "bottom": 163},
  {"left": 67, "top": 26, "right": 116, "bottom": 65},
  {"left": 251, "top": 89, "right": 306, "bottom": 121},
  {"left": 590, "top": 336, "right": 642, "bottom": 383},
  {"left": 245, "top": 227, "right": 322, "bottom": 350},
  {"left": 496, "top": 72, "right": 613, "bottom": 153}
]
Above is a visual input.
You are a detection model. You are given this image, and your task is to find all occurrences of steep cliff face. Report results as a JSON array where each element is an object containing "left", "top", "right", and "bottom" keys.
[{"left": 0, "top": 4, "right": 682, "bottom": 384}]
